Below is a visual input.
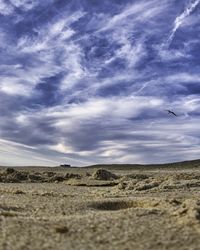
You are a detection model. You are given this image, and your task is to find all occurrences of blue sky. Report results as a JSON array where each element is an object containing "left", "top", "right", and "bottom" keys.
[{"left": 0, "top": 0, "right": 200, "bottom": 166}]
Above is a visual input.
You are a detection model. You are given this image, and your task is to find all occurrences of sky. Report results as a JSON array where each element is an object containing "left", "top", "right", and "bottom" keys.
[{"left": 0, "top": 0, "right": 200, "bottom": 166}]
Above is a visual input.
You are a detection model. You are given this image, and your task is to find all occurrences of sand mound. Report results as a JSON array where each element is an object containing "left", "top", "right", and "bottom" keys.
[
  {"left": 134, "top": 179, "right": 161, "bottom": 191},
  {"left": 167, "top": 173, "right": 200, "bottom": 181},
  {"left": 172, "top": 199, "right": 200, "bottom": 225},
  {"left": 91, "top": 169, "right": 118, "bottom": 181},
  {"left": 0, "top": 168, "right": 81, "bottom": 183},
  {"left": 118, "top": 178, "right": 161, "bottom": 191},
  {"left": 117, "top": 174, "right": 200, "bottom": 192}
]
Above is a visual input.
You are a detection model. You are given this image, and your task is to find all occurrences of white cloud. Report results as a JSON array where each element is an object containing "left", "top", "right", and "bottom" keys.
[
  {"left": 60, "top": 42, "right": 86, "bottom": 90},
  {"left": 9, "top": 0, "right": 39, "bottom": 11},
  {"left": 0, "top": 11, "right": 87, "bottom": 97},
  {"left": 49, "top": 143, "right": 74, "bottom": 154},
  {"left": 0, "top": 139, "right": 57, "bottom": 166},
  {"left": 0, "top": 79, "right": 30, "bottom": 96},
  {"left": 98, "top": 0, "right": 166, "bottom": 33},
  {"left": 167, "top": 0, "right": 200, "bottom": 46},
  {"left": 105, "top": 31, "right": 146, "bottom": 68},
  {"left": 177, "top": 96, "right": 200, "bottom": 113},
  {"left": 0, "top": 0, "right": 39, "bottom": 15},
  {"left": 90, "top": 0, "right": 170, "bottom": 79},
  {"left": 48, "top": 96, "right": 164, "bottom": 128},
  {"left": 2, "top": 93, "right": 200, "bottom": 165},
  {"left": 50, "top": 11, "right": 84, "bottom": 36},
  {"left": 15, "top": 11, "right": 86, "bottom": 92},
  {"left": 0, "top": 0, "right": 14, "bottom": 15},
  {"left": 0, "top": 138, "right": 36, "bottom": 149},
  {"left": 0, "top": 57, "right": 61, "bottom": 96},
  {"left": 166, "top": 73, "right": 200, "bottom": 83},
  {"left": 18, "top": 10, "right": 86, "bottom": 53},
  {"left": 157, "top": 45, "right": 190, "bottom": 61}
]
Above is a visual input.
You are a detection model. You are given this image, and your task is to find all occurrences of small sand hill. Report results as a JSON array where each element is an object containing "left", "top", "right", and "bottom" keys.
[
  {"left": 91, "top": 169, "right": 118, "bottom": 180},
  {"left": 0, "top": 167, "right": 81, "bottom": 183}
]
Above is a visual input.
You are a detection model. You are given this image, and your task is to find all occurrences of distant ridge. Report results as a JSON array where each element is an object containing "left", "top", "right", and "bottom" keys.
[{"left": 85, "top": 159, "right": 200, "bottom": 170}]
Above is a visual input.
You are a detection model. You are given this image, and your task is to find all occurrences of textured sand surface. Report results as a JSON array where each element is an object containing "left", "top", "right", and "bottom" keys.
[{"left": 1, "top": 166, "right": 200, "bottom": 250}]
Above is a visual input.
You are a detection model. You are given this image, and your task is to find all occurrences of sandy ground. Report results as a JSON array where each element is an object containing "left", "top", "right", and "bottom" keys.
[{"left": 1, "top": 166, "right": 200, "bottom": 250}]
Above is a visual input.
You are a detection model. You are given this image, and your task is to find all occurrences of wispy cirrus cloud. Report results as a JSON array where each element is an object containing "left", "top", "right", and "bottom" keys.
[
  {"left": 167, "top": 0, "right": 200, "bottom": 46},
  {"left": 0, "top": 0, "right": 14, "bottom": 15},
  {"left": 97, "top": 0, "right": 167, "bottom": 33},
  {"left": 0, "top": 0, "right": 40, "bottom": 16}
]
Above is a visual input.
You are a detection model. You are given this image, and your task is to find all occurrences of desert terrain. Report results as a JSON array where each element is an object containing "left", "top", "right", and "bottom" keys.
[{"left": 1, "top": 160, "right": 200, "bottom": 250}]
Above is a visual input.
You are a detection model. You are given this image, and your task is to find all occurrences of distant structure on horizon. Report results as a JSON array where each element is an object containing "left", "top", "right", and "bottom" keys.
[{"left": 60, "top": 164, "right": 71, "bottom": 167}]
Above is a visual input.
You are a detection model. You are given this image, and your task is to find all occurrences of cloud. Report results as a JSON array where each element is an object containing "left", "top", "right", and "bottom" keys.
[
  {"left": 0, "top": 138, "right": 89, "bottom": 166},
  {"left": 166, "top": 73, "right": 200, "bottom": 83},
  {"left": 16, "top": 11, "right": 86, "bottom": 92},
  {"left": 0, "top": 10, "right": 86, "bottom": 97},
  {"left": 0, "top": 0, "right": 14, "bottom": 15},
  {"left": 167, "top": 0, "right": 200, "bottom": 46},
  {"left": 0, "top": 0, "right": 200, "bottom": 165},
  {"left": 0, "top": 0, "right": 39, "bottom": 16},
  {"left": 9, "top": 0, "right": 39, "bottom": 11},
  {"left": 0, "top": 138, "right": 56, "bottom": 166},
  {"left": 98, "top": 0, "right": 166, "bottom": 33}
]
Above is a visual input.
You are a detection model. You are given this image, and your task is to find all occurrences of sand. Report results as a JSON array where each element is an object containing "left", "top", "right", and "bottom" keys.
[{"left": 1, "top": 166, "right": 200, "bottom": 250}]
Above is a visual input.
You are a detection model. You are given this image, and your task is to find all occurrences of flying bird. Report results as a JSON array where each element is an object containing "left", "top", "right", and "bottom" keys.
[{"left": 165, "top": 110, "right": 177, "bottom": 116}]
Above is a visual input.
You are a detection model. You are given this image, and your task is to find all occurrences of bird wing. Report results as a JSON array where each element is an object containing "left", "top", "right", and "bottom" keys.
[
  {"left": 171, "top": 111, "right": 177, "bottom": 116},
  {"left": 164, "top": 110, "right": 177, "bottom": 116}
]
